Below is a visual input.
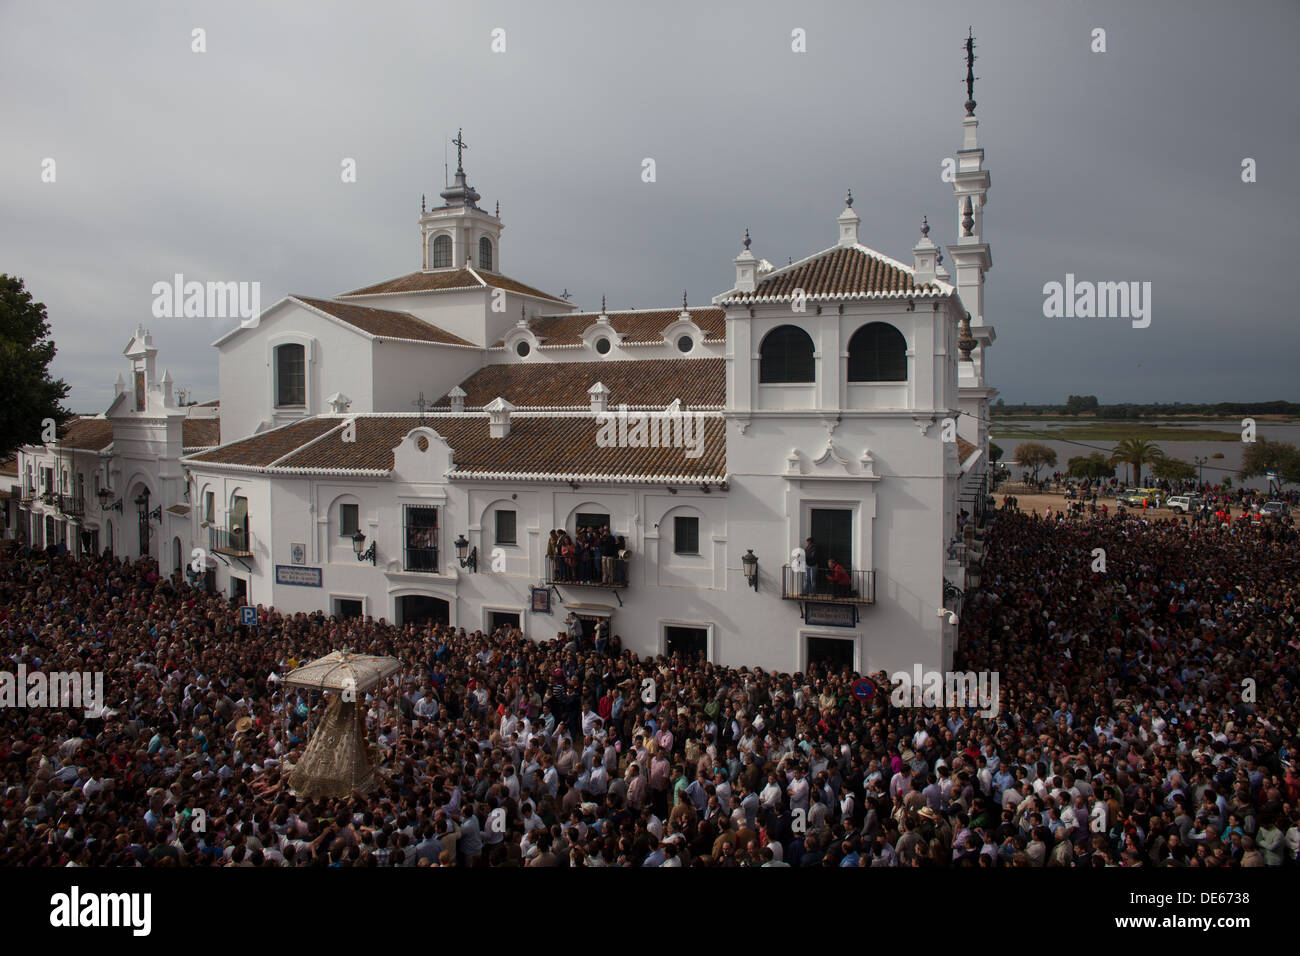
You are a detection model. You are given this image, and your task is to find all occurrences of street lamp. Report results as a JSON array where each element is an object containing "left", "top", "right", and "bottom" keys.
[
  {"left": 352, "top": 530, "right": 376, "bottom": 565},
  {"left": 741, "top": 549, "right": 758, "bottom": 591},
  {"left": 454, "top": 533, "right": 477, "bottom": 572},
  {"left": 98, "top": 488, "right": 123, "bottom": 512},
  {"left": 1193, "top": 456, "right": 1208, "bottom": 490}
]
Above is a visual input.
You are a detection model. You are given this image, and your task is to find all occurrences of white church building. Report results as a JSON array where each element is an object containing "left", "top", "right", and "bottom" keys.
[{"left": 17, "top": 77, "right": 997, "bottom": 677}]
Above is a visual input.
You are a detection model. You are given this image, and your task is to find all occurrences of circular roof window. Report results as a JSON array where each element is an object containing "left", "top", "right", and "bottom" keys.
[
  {"left": 677, "top": 335, "right": 694, "bottom": 353},
  {"left": 516, "top": 341, "right": 531, "bottom": 357},
  {"left": 595, "top": 337, "right": 611, "bottom": 355}
]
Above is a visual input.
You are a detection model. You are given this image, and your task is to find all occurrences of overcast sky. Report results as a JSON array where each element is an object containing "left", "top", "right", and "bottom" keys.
[{"left": 3, "top": 0, "right": 1297, "bottom": 411}]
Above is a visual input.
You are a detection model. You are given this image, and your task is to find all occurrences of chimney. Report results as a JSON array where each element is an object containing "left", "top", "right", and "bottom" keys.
[
  {"left": 485, "top": 396, "right": 515, "bottom": 438},
  {"left": 837, "top": 190, "right": 859, "bottom": 247},
  {"left": 588, "top": 382, "right": 610, "bottom": 413},
  {"left": 448, "top": 385, "right": 466, "bottom": 414},
  {"left": 912, "top": 217, "right": 939, "bottom": 286},
  {"left": 733, "top": 229, "right": 758, "bottom": 293}
]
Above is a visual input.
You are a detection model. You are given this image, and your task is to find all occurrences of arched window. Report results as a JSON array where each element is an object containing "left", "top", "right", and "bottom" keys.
[
  {"left": 275, "top": 344, "right": 305, "bottom": 406},
  {"left": 479, "top": 237, "right": 493, "bottom": 271},
  {"left": 847, "top": 322, "right": 908, "bottom": 382},
  {"left": 759, "top": 325, "right": 816, "bottom": 383},
  {"left": 431, "top": 234, "right": 452, "bottom": 268}
]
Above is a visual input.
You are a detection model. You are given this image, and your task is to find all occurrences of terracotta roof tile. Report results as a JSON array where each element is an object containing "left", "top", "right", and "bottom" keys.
[
  {"left": 957, "top": 437, "right": 977, "bottom": 461},
  {"left": 436, "top": 358, "right": 725, "bottom": 409},
  {"left": 494, "top": 307, "right": 725, "bottom": 348},
  {"left": 294, "top": 297, "right": 474, "bottom": 345},
  {"left": 185, "top": 418, "right": 339, "bottom": 467},
  {"left": 58, "top": 418, "right": 114, "bottom": 452},
  {"left": 189, "top": 414, "right": 726, "bottom": 481},
  {"left": 182, "top": 419, "right": 222, "bottom": 448},
  {"left": 724, "top": 246, "right": 946, "bottom": 302},
  {"left": 339, "top": 268, "right": 567, "bottom": 303}
]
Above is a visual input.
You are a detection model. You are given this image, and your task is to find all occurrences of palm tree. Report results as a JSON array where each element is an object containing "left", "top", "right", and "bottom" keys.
[{"left": 1110, "top": 438, "right": 1163, "bottom": 485}]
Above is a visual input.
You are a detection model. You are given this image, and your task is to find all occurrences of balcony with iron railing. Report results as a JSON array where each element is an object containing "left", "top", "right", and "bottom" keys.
[
  {"left": 402, "top": 545, "right": 439, "bottom": 574},
  {"left": 57, "top": 494, "right": 85, "bottom": 516},
  {"left": 544, "top": 556, "right": 630, "bottom": 589},
  {"left": 209, "top": 526, "right": 253, "bottom": 557},
  {"left": 781, "top": 565, "right": 876, "bottom": 604}
]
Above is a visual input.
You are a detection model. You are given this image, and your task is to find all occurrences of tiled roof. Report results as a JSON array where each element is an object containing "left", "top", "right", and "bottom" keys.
[
  {"left": 721, "top": 245, "right": 949, "bottom": 303},
  {"left": 956, "top": 437, "right": 977, "bottom": 461},
  {"left": 185, "top": 418, "right": 340, "bottom": 467},
  {"left": 58, "top": 417, "right": 114, "bottom": 451},
  {"left": 182, "top": 419, "right": 222, "bottom": 448},
  {"left": 184, "top": 414, "right": 726, "bottom": 482},
  {"left": 294, "top": 297, "right": 474, "bottom": 346},
  {"left": 435, "top": 358, "right": 725, "bottom": 409},
  {"left": 495, "top": 307, "right": 726, "bottom": 348},
  {"left": 340, "top": 267, "right": 567, "bottom": 303}
]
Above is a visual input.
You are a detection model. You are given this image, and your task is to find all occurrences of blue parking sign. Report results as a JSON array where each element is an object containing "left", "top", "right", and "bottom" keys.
[{"left": 240, "top": 606, "right": 257, "bottom": 627}]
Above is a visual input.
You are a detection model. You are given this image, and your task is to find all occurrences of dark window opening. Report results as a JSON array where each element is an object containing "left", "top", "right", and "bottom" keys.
[
  {"left": 847, "top": 322, "right": 907, "bottom": 382},
  {"left": 339, "top": 503, "right": 359, "bottom": 537},
  {"left": 275, "top": 344, "right": 306, "bottom": 407},
  {"left": 673, "top": 515, "right": 699, "bottom": 555},
  {"left": 432, "top": 234, "right": 452, "bottom": 268},
  {"left": 759, "top": 325, "right": 815, "bottom": 383},
  {"left": 404, "top": 505, "right": 438, "bottom": 572},
  {"left": 479, "top": 237, "right": 493, "bottom": 271},
  {"left": 665, "top": 626, "right": 708, "bottom": 661},
  {"left": 495, "top": 509, "right": 517, "bottom": 545}
]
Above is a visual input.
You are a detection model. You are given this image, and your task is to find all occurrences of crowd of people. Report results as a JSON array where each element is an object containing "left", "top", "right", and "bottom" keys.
[
  {"left": 545, "top": 526, "right": 628, "bottom": 586},
  {"left": 1, "top": 500, "right": 1298, "bottom": 867}
]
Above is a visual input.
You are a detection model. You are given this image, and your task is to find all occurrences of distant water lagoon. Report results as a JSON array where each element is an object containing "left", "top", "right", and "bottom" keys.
[{"left": 989, "top": 419, "right": 1300, "bottom": 491}]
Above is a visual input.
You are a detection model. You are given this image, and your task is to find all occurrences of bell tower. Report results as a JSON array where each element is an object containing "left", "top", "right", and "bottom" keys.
[{"left": 419, "top": 129, "right": 504, "bottom": 273}]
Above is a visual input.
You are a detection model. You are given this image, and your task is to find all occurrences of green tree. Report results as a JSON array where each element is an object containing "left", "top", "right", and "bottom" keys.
[
  {"left": 1067, "top": 452, "right": 1112, "bottom": 479},
  {"left": 1110, "top": 437, "right": 1163, "bottom": 485},
  {"left": 1151, "top": 455, "right": 1195, "bottom": 482},
  {"left": 0, "top": 276, "right": 70, "bottom": 458},
  {"left": 1014, "top": 441, "right": 1057, "bottom": 481},
  {"left": 989, "top": 441, "right": 1003, "bottom": 463},
  {"left": 1240, "top": 438, "right": 1300, "bottom": 486}
]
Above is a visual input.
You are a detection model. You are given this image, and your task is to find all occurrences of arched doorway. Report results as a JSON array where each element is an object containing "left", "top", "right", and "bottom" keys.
[{"left": 173, "top": 536, "right": 183, "bottom": 573}]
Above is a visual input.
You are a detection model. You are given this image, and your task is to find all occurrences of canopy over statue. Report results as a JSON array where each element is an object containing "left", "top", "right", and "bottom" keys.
[{"left": 282, "top": 650, "right": 402, "bottom": 800}]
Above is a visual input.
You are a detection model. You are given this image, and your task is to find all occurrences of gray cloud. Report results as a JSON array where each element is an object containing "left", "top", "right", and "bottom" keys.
[{"left": 2, "top": 0, "right": 1296, "bottom": 410}]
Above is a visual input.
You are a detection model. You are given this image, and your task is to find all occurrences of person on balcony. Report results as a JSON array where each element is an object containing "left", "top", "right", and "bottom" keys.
[
  {"left": 615, "top": 537, "right": 629, "bottom": 586},
  {"left": 803, "top": 537, "right": 819, "bottom": 595},
  {"left": 829, "top": 559, "right": 851, "bottom": 598}
]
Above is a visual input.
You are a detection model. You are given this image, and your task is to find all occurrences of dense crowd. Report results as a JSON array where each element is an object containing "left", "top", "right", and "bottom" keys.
[{"left": 1, "top": 503, "right": 1298, "bottom": 867}]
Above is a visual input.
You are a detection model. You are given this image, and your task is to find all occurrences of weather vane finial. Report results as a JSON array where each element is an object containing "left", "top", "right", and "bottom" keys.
[
  {"left": 964, "top": 28, "right": 978, "bottom": 116},
  {"left": 682, "top": 290, "right": 688, "bottom": 310},
  {"left": 452, "top": 128, "right": 468, "bottom": 173}
]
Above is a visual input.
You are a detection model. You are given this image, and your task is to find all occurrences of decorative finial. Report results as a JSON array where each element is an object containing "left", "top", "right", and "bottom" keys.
[
  {"left": 601, "top": 294, "right": 606, "bottom": 313},
  {"left": 521, "top": 301, "right": 526, "bottom": 320},
  {"left": 495, "top": 200, "right": 500, "bottom": 217},
  {"left": 683, "top": 290, "right": 688, "bottom": 310},
  {"left": 964, "top": 28, "right": 978, "bottom": 116},
  {"left": 962, "top": 196, "right": 975, "bottom": 236},
  {"left": 743, "top": 228, "right": 751, "bottom": 250},
  {"left": 788, "top": 256, "right": 792, "bottom": 265},
  {"left": 958, "top": 312, "right": 976, "bottom": 361},
  {"left": 845, "top": 189, "right": 853, "bottom": 208},
  {"left": 920, "top": 215, "right": 930, "bottom": 237},
  {"left": 421, "top": 193, "right": 426, "bottom": 213}
]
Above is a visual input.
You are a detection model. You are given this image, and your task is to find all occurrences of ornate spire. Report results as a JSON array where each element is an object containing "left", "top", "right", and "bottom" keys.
[
  {"left": 683, "top": 290, "right": 688, "bottom": 310},
  {"left": 964, "top": 28, "right": 978, "bottom": 116},
  {"left": 921, "top": 215, "right": 930, "bottom": 237},
  {"left": 601, "top": 294, "right": 606, "bottom": 313},
  {"left": 438, "top": 127, "right": 480, "bottom": 208},
  {"left": 743, "top": 228, "right": 751, "bottom": 250},
  {"left": 421, "top": 193, "right": 426, "bottom": 213},
  {"left": 495, "top": 200, "right": 500, "bottom": 217}
]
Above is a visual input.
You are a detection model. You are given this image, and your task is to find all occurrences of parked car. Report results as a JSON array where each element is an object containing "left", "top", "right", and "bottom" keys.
[
  {"left": 1261, "top": 500, "right": 1289, "bottom": 517},
  {"left": 1119, "top": 489, "right": 1159, "bottom": 507},
  {"left": 1166, "top": 495, "right": 1203, "bottom": 514}
]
